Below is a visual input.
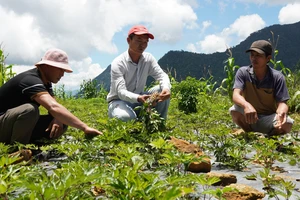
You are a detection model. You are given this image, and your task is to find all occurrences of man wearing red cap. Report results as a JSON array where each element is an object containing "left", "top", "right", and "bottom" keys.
[
  {"left": 230, "top": 40, "right": 293, "bottom": 136},
  {"left": 107, "top": 25, "right": 171, "bottom": 122},
  {"left": 0, "top": 48, "right": 103, "bottom": 144}
]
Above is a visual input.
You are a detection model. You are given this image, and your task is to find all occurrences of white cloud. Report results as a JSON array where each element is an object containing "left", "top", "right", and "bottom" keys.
[
  {"left": 186, "top": 43, "right": 197, "bottom": 52},
  {"left": 197, "top": 35, "right": 227, "bottom": 53},
  {"left": 218, "top": 1, "right": 228, "bottom": 13},
  {"left": 193, "top": 14, "right": 265, "bottom": 54},
  {"left": 12, "top": 65, "right": 35, "bottom": 74},
  {"left": 183, "top": 0, "right": 199, "bottom": 8},
  {"left": 0, "top": 0, "right": 198, "bottom": 63},
  {"left": 201, "top": 20, "right": 212, "bottom": 34},
  {"left": 236, "top": 0, "right": 300, "bottom": 6},
  {"left": 57, "top": 57, "right": 105, "bottom": 91},
  {"left": 147, "top": 0, "right": 198, "bottom": 41},
  {"left": 10, "top": 57, "right": 104, "bottom": 92},
  {"left": 0, "top": 6, "right": 52, "bottom": 65},
  {"left": 222, "top": 14, "right": 265, "bottom": 40},
  {"left": 0, "top": 0, "right": 198, "bottom": 90},
  {"left": 278, "top": 3, "right": 300, "bottom": 24}
]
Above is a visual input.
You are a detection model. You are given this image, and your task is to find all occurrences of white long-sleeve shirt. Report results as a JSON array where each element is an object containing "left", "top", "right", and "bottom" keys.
[{"left": 107, "top": 51, "right": 171, "bottom": 103}]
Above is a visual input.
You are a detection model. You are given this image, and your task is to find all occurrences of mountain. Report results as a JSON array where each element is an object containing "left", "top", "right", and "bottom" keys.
[
  {"left": 94, "top": 64, "right": 111, "bottom": 90},
  {"left": 94, "top": 21, "right": 300, "bottom": 91}
]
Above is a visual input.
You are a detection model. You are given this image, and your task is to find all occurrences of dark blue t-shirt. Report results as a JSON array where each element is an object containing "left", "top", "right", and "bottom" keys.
[{"left": 233, "top": 65, "right": 289, "bottom": 115}]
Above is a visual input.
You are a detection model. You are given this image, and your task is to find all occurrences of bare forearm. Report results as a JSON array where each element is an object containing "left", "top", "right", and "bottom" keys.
[
  {"left": 276, "top": 102, "right": 289, "bottom": 115},
  {"left": 48, "top": 104, "right": 88, "bottom": 131},
  {"left": 233, "top": 92, "right": 250, "bottom": 109}
]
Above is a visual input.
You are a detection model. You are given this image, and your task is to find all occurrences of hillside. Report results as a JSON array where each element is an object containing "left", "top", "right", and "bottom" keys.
[{"left": 94, "top": 21, "right": 300, "bottom": 91}]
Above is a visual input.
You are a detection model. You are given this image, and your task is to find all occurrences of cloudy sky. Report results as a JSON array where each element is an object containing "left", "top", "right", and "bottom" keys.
[{"left": 1, "top": 0, "right": 300, "bottom": 91}]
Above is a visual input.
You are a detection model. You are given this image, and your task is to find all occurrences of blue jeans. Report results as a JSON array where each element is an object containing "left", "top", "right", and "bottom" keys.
[{"left": 108, "top": 85, "right": 170, "bottom": 122}]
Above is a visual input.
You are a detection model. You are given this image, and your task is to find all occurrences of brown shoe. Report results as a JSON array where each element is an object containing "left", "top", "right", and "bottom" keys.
[{"left": 9, "top": 149, "right": 32, "bottom": 164}]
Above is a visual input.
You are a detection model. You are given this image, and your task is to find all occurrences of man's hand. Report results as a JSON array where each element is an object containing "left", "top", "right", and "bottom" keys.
[
  {"left": 84, "top": 127, "right": 103, "bottom": 136},
  {"left": 47, "top": 119, "right": 65, "bottom": 139},
  {"left": 158, "top": 89, "right": 171, "bottom": 102},
  {"left": 244, "top": 104, "right": 258, "bottom": 124},
  {"left": 274, "top": 112, "right": 287, "bottom": 129},
  {"left": 137, "top": 94, "right": 151, "bottom": 103}
]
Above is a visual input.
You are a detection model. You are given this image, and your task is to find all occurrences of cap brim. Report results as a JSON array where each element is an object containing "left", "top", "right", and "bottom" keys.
[
  {"left": 35, "top": 60, "right": 73, "bottom": 73},
  {"left": 134, "top": 31, "right": 154, "bottom": 39},
  {"left": 246, "top": 48, "right": 265, "bottom": 55}
]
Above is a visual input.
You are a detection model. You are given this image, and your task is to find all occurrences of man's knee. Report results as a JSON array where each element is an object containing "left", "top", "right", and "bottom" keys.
[
  {"left": 109, "top": 110, "right": 136, "bottom": 121},
  {"left": 114, "top": 114, "right": 136, "bottom": 122},
  {"left": 21, "top": 103, "right": 40, "bottom": 121},
  {"left": 108, "top": 101, "right": 137, "bottom": 122},
  {"left": 230, "top": 111, "right": 243, "bottom": 123},
  {"left": 273, "top": 123, "right": 293, "bottom": 135}
]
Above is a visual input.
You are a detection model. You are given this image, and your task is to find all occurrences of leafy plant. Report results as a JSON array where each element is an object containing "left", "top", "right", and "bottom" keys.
[
  {"left": 53, "top": 84, "right": 73, "bottom": 100},
  {"left": 217, "top": 48, "right": 239, "bottom": 101},
  {"left": 0, "top": 46, "right": 15, "bottom": 87},
  {"left": 256, "top": 168, "right": 296, "bottom": 200},
  {"left": 20, "top": 161, "right": 100, "bottom": 199},
  {"left": 79, "top": 79, "right": 100, "bottom": 99},
  {"left": 252, "top": 137, "right": 285, "bottom": 169},
  {"left": 203, "top": 187, "right": 237, "bottom": 200},
  {"left": 0, "top": 157, "right": 23, "bottom": 199},
  {"left": 135, "top": 92, "right": 166, "bottom": 134},
  {"left": 172, "top": 76, "right": 202, "bottom": 113}
]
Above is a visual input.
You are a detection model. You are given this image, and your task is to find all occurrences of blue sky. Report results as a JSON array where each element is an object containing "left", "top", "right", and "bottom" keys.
[{"left": 1, "top": 0, "right": 300, "bottom": 91}]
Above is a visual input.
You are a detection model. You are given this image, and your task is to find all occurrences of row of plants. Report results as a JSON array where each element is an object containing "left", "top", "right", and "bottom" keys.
[{"left": 1, "top": 91, "right": 299, "bottom": 199}]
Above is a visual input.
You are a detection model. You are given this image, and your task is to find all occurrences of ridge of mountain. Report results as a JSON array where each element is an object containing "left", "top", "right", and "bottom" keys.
[{"left": 94, "top": 21, "right": 300, "bottom": 91}]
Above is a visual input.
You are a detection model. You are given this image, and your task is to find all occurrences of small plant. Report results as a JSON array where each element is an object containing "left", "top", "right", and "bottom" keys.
[
  {"left": 252, "top": 137, "right": 285, "bottom": 169},
  {"left": 257, "top": 168, "right": 296, "bottom": 200},
  {"left": 0, "top": 156, "right": 23, "bottom": 199},
  {"left": 225, "top": 143, "right": 250, "bottom": 171},
  {"left": 207, "top": 131, "right": 250, "bottom": 170},
  {"left": 172, "top": 76, "right": 202, "bottom": 113},
  {"left": 285, "top": 69, "right": 300, "bottom": 112},
  {"left": 0, "top": 46, "right": 15, "bottom": 87},
  {"left": 135, "top": 92, "right": 166, "bottom": 134},
  {"left": 202, "top": 186, "right": 236, "bottom": 200},
  {"left": 79, "top": 79, "right": 99, "bottom": 99},
  {"left": 217, "top": 48, "right": 239, "bottom": 101},
  {"left": 53, "top": 84, "right": 73, "bottom": 100}
]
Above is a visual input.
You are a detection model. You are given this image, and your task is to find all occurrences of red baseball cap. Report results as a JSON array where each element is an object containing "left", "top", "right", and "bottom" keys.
[{"left": 128, "top": 25, "right": 154, "bottom": 39}]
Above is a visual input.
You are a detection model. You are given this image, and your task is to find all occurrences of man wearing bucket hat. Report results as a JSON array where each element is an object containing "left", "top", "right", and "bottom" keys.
[
  {"left": 0, "top": 48, "right": 103, "bottom": 145},
  {"left": 107, "top": 25, "right": 171, "bottom": 122},
  {"left": 229, "top": 40, "right": 294, "bottom": 136}
]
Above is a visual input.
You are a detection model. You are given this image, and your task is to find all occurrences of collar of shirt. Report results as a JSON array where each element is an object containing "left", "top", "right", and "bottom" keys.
[
  {"left": 247, "top": 65, "right": 272, "bottom": 87},
  {"left": 125, "top": 50, "right": 145, "bottom": 65}
]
